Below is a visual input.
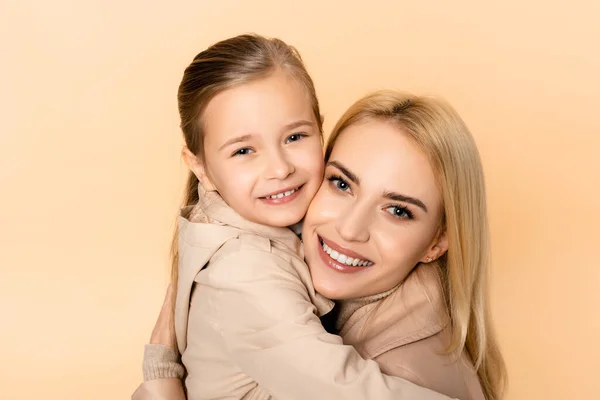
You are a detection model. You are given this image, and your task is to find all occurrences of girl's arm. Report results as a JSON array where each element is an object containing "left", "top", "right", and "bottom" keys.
[{"left": 188, "top": 243, "right": 456, "bottom": 400}]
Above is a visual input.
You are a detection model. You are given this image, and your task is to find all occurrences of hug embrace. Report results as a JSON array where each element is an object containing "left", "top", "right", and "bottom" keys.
[{"left": 132, "top": 34, "right": 507, "bottom": 400}]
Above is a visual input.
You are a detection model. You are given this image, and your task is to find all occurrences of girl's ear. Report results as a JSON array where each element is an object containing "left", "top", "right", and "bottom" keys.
[
  {"left": 182, "top": 147, "right": 216, "bottom": 191},
  {"left": 420, "top": 229, "right": 449, "bottom": 263}
]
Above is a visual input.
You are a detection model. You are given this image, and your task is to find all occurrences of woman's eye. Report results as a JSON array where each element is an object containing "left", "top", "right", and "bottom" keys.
[
  {"left": 232, "top": 147, "right": 254, "bottom": 156},
  {"left": 327, "top": 175, "right": 351, "bottom": 192},
  {"left": 386, "top": 205, "right": 414, "bottom": 220},
  {"left": 286, "top": 133, "right": 306, "bottom": 143}
]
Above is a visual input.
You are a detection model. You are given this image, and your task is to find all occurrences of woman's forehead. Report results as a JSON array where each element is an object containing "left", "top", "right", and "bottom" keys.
[{"left": 328, "top": 119, "right": 440, "bottom": 203}]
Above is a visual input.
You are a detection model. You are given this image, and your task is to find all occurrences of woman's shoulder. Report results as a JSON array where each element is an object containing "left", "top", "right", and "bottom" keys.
[{"left": 374, "top": 333, "right": 484, "bottom": 400}]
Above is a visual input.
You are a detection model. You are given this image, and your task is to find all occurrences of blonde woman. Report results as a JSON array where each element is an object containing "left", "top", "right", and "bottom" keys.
[{"left": 134, "top": 91, "right": 507, "bottom": 400}]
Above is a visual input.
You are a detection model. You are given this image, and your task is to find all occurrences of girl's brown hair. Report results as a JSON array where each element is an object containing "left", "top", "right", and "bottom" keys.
[
  {"left": 325, "top": 90, "right": 507, "bottom": 400},
  {"left": 170, "top": 34, "right": 322, "bottom": 307}
]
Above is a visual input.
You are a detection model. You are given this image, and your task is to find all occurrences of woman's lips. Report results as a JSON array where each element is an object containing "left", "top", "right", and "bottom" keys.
[
  {"left": 320, "top": 236, "right": 371, "bottom": 262},
  {"left": 317, "top": 235, "right": 374, "bottom": 274}
]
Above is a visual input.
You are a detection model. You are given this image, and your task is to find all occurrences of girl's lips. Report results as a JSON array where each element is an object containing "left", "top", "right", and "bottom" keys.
[
  {"left": 259, "top": 185, "right": 303, "bottom": 205},
  {"left": 317, "top": 236, "right": 373, "bottom": 274}
]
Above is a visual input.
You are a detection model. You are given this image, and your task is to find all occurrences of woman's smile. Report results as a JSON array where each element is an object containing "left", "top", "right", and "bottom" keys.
[{"left": 317, "top": 234, "right": 374, "bottom": 273}]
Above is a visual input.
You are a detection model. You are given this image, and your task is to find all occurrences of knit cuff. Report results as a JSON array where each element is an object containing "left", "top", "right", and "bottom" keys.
[{"left": 142, "top": 344, "right": 185, "bottom": 381}]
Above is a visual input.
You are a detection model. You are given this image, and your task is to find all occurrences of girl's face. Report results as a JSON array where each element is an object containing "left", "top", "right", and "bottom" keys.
[
  {"left": 189, "top": 70, "right": 324, "bottom": 227},
  {"left": 302, "top": 119, "right": 448, "bottom": 300}
]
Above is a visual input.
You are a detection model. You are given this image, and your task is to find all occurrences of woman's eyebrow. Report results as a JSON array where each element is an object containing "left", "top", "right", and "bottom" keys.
[
  {"left": 383, "top": 191, "right": 428, "bottom": 212},
  {"left": 327, "top": 160, "right": 360, "bottom": 185},
  {"left": 328, "top": 160, "right": 427, "bottom": 212}
]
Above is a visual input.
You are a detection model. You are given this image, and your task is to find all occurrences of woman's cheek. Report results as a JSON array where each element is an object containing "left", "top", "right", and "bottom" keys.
[
  {"left": 310, "top": 187, "right": 343, "bottom": 221},
  {"left": 375, "top": 226, "right": 432, "bottom": 268}
]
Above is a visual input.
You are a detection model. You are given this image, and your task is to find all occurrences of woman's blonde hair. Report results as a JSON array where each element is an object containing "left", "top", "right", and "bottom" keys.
[{"left": 325, "top": 90, "right": 507, "bottom": 400}]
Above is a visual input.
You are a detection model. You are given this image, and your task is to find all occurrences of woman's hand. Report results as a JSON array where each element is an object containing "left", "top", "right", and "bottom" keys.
[{"left": 149, "top": 284, "right": 178, "bottom": 350}]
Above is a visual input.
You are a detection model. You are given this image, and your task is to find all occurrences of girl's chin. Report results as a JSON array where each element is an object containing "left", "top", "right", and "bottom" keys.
[{"left": 255, "top": 211, "right": 305, "bottom": 227}]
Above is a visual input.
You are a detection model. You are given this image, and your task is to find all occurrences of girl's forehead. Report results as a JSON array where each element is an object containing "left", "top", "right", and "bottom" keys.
[{"left": 203, "top": 73, "right": 315, "bottom": 137}]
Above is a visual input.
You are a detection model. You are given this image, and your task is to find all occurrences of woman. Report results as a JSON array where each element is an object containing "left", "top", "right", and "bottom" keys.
[{"left": 133, "top": 91, "right": 507, "bottom": 399}]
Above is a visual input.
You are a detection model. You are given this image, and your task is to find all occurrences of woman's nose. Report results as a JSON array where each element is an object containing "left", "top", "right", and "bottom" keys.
[{"left": 334, "top": 202, "right": 370, "bottom": 243}]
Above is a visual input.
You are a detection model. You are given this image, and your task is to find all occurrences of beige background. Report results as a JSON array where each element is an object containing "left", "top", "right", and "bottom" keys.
[{"left": 1, "top": 0, "right": 599, "bottom": 399}]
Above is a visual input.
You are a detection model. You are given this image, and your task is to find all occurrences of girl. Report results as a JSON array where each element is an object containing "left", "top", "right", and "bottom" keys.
[{"left": 137, "top": 34, "right": 455, "bottom": 399}]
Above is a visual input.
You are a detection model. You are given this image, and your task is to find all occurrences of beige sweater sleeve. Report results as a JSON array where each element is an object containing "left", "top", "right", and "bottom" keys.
[
  {"left": 141, "top": 344, "right": 185, "bottom": 381},
  {"left": 190, "top": 249, "right": 456, "bottom": 400},
  {"left": 130, "top": 345, "right": 186, "bottom": 400}
]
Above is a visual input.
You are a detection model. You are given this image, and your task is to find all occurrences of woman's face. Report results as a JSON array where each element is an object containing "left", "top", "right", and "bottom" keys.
[{"left": 302, "top": 118, "right": 447, "bottom": 300}]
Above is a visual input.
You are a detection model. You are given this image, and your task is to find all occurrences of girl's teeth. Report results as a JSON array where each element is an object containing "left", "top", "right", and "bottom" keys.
[
  {"left": 321, "top": 241, "right": 371, "bottom": 267},
  {"left": 269, "top": 188, "right": 297, "bottom": 199}
]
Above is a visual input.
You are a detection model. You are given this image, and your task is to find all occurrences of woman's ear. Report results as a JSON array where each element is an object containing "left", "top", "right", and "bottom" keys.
[
  {"left": 182, "top": 147, "right": 216, "bottom": 191},
  {"left": 421, "top": 229, "right": 449, "bottom": 263}
]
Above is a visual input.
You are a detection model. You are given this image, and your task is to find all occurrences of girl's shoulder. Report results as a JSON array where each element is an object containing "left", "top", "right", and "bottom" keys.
[
  {"left": 195, "top": 231, "right": 333, "bottom": 319},
  {"left": 205, "top": 233, "right": 297, "bottom": 279}
]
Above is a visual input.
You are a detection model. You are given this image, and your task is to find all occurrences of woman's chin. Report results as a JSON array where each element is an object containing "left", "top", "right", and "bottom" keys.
[{"left": 311, "top": 273, "right": 352, "bottom": 301}]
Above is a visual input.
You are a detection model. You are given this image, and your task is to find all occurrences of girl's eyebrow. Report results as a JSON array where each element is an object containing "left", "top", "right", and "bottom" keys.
[
  {"left": 219, "top": 120, "right": 314, "bottom": 151},
  {"left": 219, "top": 134, "right": 253, "bottom": 151},
  {"left": 282, "top": 119, "right": 314, "bottom": 132}
]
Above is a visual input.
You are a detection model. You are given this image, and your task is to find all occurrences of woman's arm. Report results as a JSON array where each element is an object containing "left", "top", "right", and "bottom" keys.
[
  {"left": 188, "top": 246, "right": 455, "bottom": 400},
  {"left": 131, "top": 378, "right": 186, "bottom": 400},
  {"left": 131, "top": 285, "right": 186, "bottom": 400}
]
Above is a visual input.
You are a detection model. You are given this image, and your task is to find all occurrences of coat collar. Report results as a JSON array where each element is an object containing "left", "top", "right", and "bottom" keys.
[
  {"left": 186, "top": 185, "right": 303, "bottom": 256},
  {"left": 338, "top": 263, "right": 449, "bottom": 359}
]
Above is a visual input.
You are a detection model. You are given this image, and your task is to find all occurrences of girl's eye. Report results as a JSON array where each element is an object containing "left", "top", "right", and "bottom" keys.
[
  {"left": 232, "top": 147, "right": 254, "bottom": 156},
  {"left": 386, "top": 205, "right": 414, "bottom": 220},
  {"left": 286, "top": 133, "right": 306, "bottom": 144},
  {"left": 327, "top": 175, "right": 351, "bottom": 192}
]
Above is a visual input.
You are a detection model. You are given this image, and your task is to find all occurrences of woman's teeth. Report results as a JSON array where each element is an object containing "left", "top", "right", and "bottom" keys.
[
  {"left": 267, "top": 187, "right": 298, "bottom": 199},
  {"left": 321, "top": 242, "right": 373, "bottom": 266}
]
